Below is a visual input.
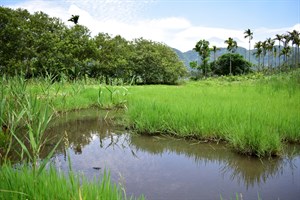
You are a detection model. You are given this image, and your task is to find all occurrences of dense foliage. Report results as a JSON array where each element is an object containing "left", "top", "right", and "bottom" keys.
[
  {"left": 212, "top": 53, "right": 252, "bottom": 75},
  {"left": 0, "top": 7, "right": 186, "bottom": 84}
]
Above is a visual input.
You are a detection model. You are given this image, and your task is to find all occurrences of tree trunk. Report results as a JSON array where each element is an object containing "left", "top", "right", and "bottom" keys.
[{"left": 229, "top": 53, "right": 232, "bottom": 75}]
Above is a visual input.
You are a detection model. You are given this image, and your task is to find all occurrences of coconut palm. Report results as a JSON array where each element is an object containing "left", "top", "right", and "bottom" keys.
[
  {"left": 244, "top": 28, "right": 253, "bottom": 63},
  {"left": 224, "top": 37, "right": 237, "bottom": 75},
  {"left": 254, "top": 41, "right": 262, "bottom": 70},
  {"left": 274, "top": 34, "right": 283, "bottom": 67}
]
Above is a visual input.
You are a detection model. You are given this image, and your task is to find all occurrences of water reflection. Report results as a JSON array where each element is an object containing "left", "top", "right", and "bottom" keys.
[{"left": 44, "top": 109, "right": 300, "bottom": 200}]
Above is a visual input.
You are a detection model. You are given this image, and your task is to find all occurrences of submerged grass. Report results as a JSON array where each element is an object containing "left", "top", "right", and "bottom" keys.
[{"left": 127, "top": 70, "right": 300, "bottom": 157}]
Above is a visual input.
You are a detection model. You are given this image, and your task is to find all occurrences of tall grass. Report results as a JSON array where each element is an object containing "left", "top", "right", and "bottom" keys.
[
  {"left": 0, "top": 76, "right": 141, "bottom": 200},
  {"left": 127, "top": 70, "right": 300, "bottom": 157},
  {"left": 0, "top": 164, "right": 144, "bottom": 200}
]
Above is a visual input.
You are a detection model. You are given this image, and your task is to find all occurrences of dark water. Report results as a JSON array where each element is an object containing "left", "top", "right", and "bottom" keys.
[{"left": 44, "top": 109, "right": 300, "bottom": 200}]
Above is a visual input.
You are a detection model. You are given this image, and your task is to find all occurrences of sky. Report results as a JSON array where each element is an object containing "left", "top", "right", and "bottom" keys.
[{"left": 1, "top": 0, "right": 300, "bottom": 52}]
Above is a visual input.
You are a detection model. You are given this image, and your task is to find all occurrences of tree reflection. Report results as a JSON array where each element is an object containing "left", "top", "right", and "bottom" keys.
[
  {"left": 23, "top": 109, "right": 300, "bottom": 189},
  {"left": 129, "top": 134, "right": 300, "bottom": 188}
]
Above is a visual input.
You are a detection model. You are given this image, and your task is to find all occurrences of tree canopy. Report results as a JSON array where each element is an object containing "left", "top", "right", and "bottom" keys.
[
  {"left": 212, "top": 53, "right": 252, "bottom": 75},
  {"left": 0, "top": 7, "right": 187, "bottom": 84}
]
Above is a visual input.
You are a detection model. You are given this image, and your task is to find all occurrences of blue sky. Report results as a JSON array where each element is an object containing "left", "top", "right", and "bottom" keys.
[{"left": 1, "top": 0, "right": 299, "bottom": 51}]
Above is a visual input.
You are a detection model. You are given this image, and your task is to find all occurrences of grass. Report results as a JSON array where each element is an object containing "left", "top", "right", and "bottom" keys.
[
  {"left": 0, "top": 164, "right": 143, "bottom": 200},
  {"left": 0, "top": 70, "right": 299, "bottom": 199},
  {"left": 126, "top": 70, "right": 300, "bottom": 157},
  {"left": 0, "top": 75, "right": 141, "bottom": 200}
]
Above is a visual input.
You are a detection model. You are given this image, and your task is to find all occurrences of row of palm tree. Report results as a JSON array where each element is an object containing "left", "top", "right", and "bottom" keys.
[
  {"left": 253, "top": 29, "right": 300, "bottom": 70},
  {"left": 194, "top": 28, "right": 299, "bottom": 75}
]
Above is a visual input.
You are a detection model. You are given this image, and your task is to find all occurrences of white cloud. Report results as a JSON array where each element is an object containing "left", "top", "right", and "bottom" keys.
[{"left": 7, "top": 0, "right": 300, "bottom": 52}]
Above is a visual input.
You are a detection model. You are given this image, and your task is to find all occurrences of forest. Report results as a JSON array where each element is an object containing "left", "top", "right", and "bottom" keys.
[{"left": 0, "top": 7, "right": 186, "bottom": 85}]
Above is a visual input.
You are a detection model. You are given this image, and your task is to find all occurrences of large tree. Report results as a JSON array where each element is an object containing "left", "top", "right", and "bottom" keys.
[
  {"left": 224, "top": 37, "right": 237, "bottom": 75},
  {"left": 244, "top": 28, "right": 253, "bottom": 63},
  {"left": 213, "top": 53, "right": 252, "bottom": 75}
]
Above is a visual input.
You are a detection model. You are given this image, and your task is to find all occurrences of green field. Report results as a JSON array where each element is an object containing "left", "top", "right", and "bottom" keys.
[{"left": 127, "top": 71, "right": 300, "bottom": 157}]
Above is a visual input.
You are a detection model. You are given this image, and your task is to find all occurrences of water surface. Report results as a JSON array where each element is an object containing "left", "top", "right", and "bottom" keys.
[{"left": 45, "top": 109, "right": 300, "bottom": 200}]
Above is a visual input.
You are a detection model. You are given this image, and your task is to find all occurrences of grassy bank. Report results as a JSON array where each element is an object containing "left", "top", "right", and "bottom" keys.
[
  {"left": 1, "top": 71, "right": 300, "bottom": 158},
  {"left": 127, "top": 70, "right": 300, "bottom": 157}
]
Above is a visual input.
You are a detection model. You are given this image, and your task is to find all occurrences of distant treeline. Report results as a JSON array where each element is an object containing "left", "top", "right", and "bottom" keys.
[{"left": 0, "top": 7, "right": 187, "bottom": 84}]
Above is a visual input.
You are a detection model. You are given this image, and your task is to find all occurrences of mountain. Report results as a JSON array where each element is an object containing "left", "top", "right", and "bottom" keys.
[{"left": 173, "top": 46, "right": 289, "bottom": 70}]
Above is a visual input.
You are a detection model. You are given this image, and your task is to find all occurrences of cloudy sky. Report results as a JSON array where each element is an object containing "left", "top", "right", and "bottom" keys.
[{"left": 1, "top": 0, "right": 299, "bottom": 52}]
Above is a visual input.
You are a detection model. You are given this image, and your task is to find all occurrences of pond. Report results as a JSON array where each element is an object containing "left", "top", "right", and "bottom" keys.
[{"left": 44, "top": 109, "right": 300, "bottom": 200}]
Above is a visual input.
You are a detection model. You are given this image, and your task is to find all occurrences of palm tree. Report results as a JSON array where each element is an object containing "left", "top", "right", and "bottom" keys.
[
  {"left": 211, "top": 45, "right": 220, "bottom": 63},
  {"left": 266, "top": 38, "right": 275, "bottom": 69},
  {"left": 261, "top": 41, "right": 267, "bottom": 69},
  {"left": 282, "top": 34, "right": 291, "bottom": 64},
  {"left": 273, "top": 47, "right": 277, "bottom": 68},
  {"left": 244, "top": 28, "right": 253, "bottom": 63},
  {"left": 274, "top": 34, "right": 283, "bottom": 67},
  {"left": 254, "top": 41, "right": 262, "bottom": 70},
  {"left": 68, "top": 15, "right": 79, "bottom": 24},
  {"left": 288, "top": 30, "right": 300, "bottom": 67},
  {"left": 280, "top": 46, "right": 292, "bottom": 65},
  {"left": 224, "top": 37, "right": 237, "bottom": 75},
  {"left": 210, "top": 45, "right": 220, "bottom": 74}
]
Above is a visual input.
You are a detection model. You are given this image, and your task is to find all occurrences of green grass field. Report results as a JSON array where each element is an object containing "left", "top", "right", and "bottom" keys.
[{"left": 127, "top": 71, "right": 300, "bottom": 157}]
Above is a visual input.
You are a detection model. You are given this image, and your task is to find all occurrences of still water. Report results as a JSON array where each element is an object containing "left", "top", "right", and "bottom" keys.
[{"left": 45, "top": 109, "right": 300, "bottom": 200}]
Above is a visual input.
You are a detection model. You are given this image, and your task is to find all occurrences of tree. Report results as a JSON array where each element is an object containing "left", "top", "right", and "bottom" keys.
[
  {"left": 288, "top": 30, "right": 300, "bottom": 67},
  {"left": 282, "top": 34, "right": 291, "bottom": 64},
  {"left": 224, "top": 37, "right": 237, "bottom": 75},
  {"left": 244, "top": 28, "right": 253, "bottom": 63},
  {"left": 193, "top": 39, "right": 211, "bottom": 76},
  {"left": 274, "top": 34, "right": 283, "bottom": 67},
  {"left": 261, "top": 41, "right": 267, "bottom": 69},
  {"left": 211, "top": 45, "right": 220, "bottom": 63},
  {"left": 68, "top": 15, "right": 79, "bottom": 24},
  {"left": 253, "top": 41, "right": 262, "bottom": 70},
  {"left": 280, "top": 46, "right": 292, "bottom": 65},
  {"left": 131, "top": 38, "right": 186, "bottom": 84},
  {"left": 273, "top": 47, "right": 277, "bottom": 67},
  {"left": 210, "top": 45, "right": 220, "bottom": 74},
  {"left": 212, "top": 53, "right": 252, "bottom": 75},
  {"left": 266, "top": 38, "right": 275, "bottom": 69}
]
